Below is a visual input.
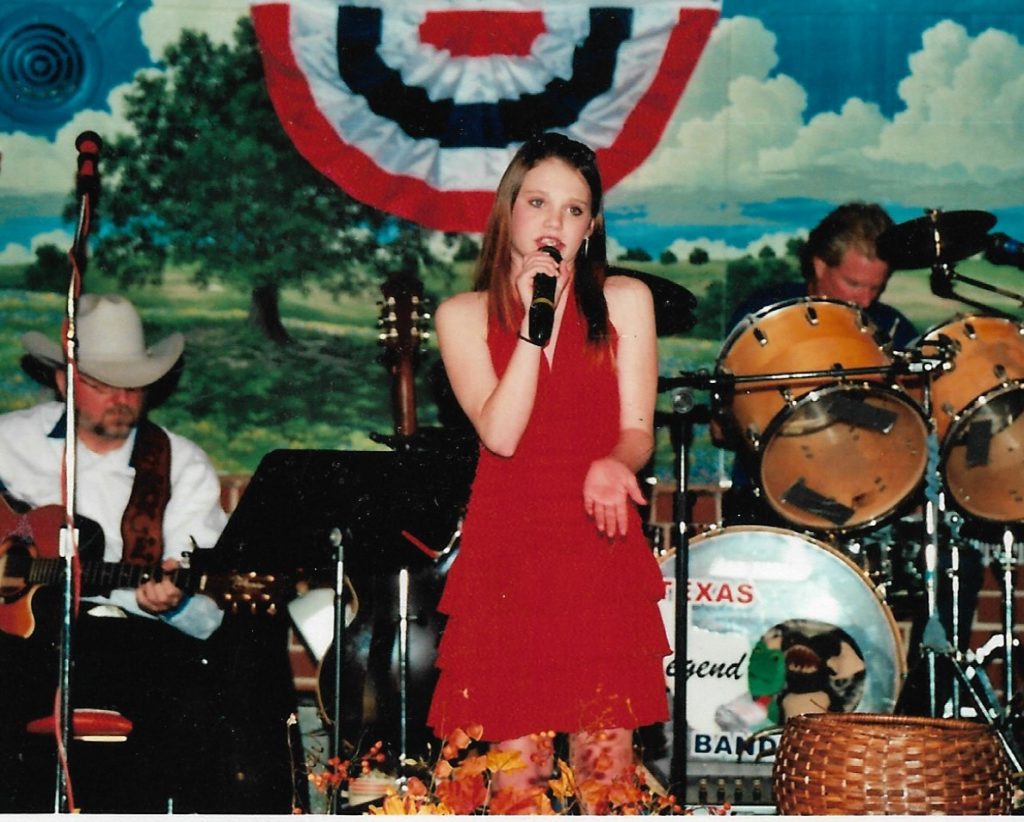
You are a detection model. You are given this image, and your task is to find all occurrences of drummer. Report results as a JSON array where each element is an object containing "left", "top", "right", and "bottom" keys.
[
  {"left": 728, "top": 202, "right": 917, "bottom": 349},
  {"left": 715, "top": 203, "right": 987, "bottom": 719},
  {"left": 717, "top": 201, "right": 919, "bottom": 527}
]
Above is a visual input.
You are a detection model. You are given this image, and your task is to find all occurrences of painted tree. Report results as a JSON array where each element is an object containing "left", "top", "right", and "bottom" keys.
[{"left": 86, "top": 17, "right": 455, "bottom": 343}]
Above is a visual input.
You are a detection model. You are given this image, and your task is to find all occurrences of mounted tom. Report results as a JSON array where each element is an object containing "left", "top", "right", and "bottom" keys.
[
  {"left": 919, "top": 314, "right": 1024, "bottom": 523},
  {"left": 714, "top": 297, "right": 929, "bottom": 533}
]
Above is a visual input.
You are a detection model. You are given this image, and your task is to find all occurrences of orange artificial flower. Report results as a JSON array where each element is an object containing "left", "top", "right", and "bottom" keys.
[
  {"left": 489, "top": 786, "right": 549, "bottom": 816},
  {"left": 433, "top": 759, "right": 453, "bottom": 781},
  {"left": 608, "top": 777, "right": 644, "bottom": 808},
  {"left": 447, "top": 727, "right": 472, "bottom": 751},
  {"left": 406, "top": 776, "right": 429, "bottom": 797},
  {"left": 369, "top": 792, "right": 409, "bottom": 815},
  {"left": 456, "top": 752, "right": 489, "bottom": 779},
  {"left": 434, "top": 771, "right": 487, "bottom": 815},
  {"left": 578, "top": 779, "right": 612, "bottom": 815}
]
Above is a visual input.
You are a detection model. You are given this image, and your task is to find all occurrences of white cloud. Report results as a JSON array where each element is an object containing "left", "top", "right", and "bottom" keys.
[
  {"left": 0, "top": 242, "right": 32, "bottom": 265},
  {"left": 625, "top": 17, "right": 807, "bottom": 196},
  {"left": 141, "top": 0, "right": 250, "bottom": 61},
  {"left": 0, "top": 228, "right": 75, "bottom": 265},
  {"left": 616, "top": 16, "right": 1024, "bottom": 223},
  {"left": 0, "top": 0, "right": 250, "bottom": 200},
  {"left": 1, "top": 85, "right": 136, "bottom": 197},
  {"left": 668, "top": 231, "right": 800, "bottom": 262},
  {"left": 870, "top": 22, "right": 1024, "bottom": 176}
]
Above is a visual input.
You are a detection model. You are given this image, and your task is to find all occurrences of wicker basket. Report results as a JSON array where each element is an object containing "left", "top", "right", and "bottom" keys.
[{"left": 772, "top": 712, "right": 1013, "bottom": 815}]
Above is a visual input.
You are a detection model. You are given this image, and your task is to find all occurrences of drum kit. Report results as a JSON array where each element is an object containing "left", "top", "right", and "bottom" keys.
[{"left": 651, "top": 209, "right": 1024, "bottom": 798}]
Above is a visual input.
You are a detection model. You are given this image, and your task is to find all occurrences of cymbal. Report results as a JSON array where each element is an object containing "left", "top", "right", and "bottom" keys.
[
  {"left": 877, "top": 210, "right": 997, "bottom": 270},
  {"left": 609, "top": 266, "right": 697, "bottom": 336}
]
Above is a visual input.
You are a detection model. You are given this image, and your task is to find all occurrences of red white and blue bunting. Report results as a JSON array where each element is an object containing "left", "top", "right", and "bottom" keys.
[{"left": 250, "top": 0, "right": 720, "bottom": 232}]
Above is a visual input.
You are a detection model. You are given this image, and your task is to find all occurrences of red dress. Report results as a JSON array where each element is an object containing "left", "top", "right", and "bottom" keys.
[{"left": 427, "top": 291, "right": 671, "bottom": 742}]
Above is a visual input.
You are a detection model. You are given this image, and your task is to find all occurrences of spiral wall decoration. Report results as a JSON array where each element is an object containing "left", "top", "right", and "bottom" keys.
[{"left": 0, "top": 5, "right": 100, "bottom": 125}]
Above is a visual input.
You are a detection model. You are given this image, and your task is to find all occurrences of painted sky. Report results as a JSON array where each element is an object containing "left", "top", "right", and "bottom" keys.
[{"left": 1, "top": 0, "right": 1023, "bottom": 264}]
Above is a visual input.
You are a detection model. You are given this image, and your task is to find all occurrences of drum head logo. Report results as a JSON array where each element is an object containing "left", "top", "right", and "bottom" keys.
[
  {"left": 688, "top": 618, "right": 867, "bottom": 741},
  {"left": 748, "top": 619, "right": 867, "bottom": 725}
]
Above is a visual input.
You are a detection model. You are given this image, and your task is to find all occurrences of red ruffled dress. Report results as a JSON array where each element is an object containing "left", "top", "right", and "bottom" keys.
[{"left": 427, "top": 291, "right": 671, "bottom": 742}]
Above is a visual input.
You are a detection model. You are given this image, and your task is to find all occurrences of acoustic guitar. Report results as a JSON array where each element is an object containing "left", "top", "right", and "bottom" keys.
[
  {"left": 0, "top": 496, "right": 279, "bottom": 639},
  {"left": 377, "top": 271, "right": 429, "bottom": 438}
]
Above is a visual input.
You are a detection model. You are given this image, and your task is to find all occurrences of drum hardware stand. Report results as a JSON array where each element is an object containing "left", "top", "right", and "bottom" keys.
[
  {"left": 997, "top": 525, "right": 1020, "bottom": 703},
  {"left": 913, "top": 371, "right": 1024, "bottom": 769},
  {"left": 970, "top": 526, "right": 1024, "bottom": 726},
  {"left": 663, "top": 383, "right": 698, "bottom": 793},
  {"left": 913, "top": 513, "right": 1024, "bottom": 770}
]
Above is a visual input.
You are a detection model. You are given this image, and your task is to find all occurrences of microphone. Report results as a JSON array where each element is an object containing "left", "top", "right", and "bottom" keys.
[
  {"left": 527, "top": 245, "right": 561, "bottom": 345},
  {"left": 985, "top": 232, "right": 1024, "bottom": 270},
  {"left": 75, "top": 130, "right": 102, "bottom": 204}
]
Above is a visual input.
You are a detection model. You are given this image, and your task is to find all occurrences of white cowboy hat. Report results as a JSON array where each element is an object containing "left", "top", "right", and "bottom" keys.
[{"left": 22, "top": 294, "right": 184, "bottom": 389}]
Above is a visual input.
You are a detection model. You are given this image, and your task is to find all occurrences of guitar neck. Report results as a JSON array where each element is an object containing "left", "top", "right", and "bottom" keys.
[
  {"left": 379, "top": 273, "right": 427, "bottom": 440},
  {"left": 26, "top": 557, "right": 196, "bottom": 595},
  {"left": 392, "top": 358, "right": 418, "bottom": 437}
]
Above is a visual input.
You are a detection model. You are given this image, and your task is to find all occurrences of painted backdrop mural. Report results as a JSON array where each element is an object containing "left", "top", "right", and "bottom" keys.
[
  {"left": 1, "top": 0, "right": 1023, "bottom": 483},
  {"left": 2, "top": 0, "right": 1023, "bottom": 260}
]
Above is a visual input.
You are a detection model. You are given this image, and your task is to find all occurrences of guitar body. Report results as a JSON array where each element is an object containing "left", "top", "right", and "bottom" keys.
[
  {"left": 0, "top": 582, "right": 41, "bottom": 639},
  {"left": 0, "top": 499, "right": 65, "bottom": 639},
  {"left": 0, "top": 496, "right": 281, "bottom": 639}
]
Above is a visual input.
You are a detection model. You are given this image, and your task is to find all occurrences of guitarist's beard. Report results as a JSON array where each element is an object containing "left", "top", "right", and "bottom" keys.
[{"left": 84, "top": 404, "right": 140, "bottom": 442}]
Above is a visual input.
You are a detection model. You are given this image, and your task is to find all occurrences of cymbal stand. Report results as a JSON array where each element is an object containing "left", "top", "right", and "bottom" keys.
[{"left": 930, "top": 260, "right": 1024, "bottom": 316}]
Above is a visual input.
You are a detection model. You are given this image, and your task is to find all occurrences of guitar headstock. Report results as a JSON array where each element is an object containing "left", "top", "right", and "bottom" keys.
[
  {"left": 378, "top": 273, "right": 430, "bottom": 368},
  {"left": 200, "top": 570, "right": 283, "bottom": 616}
]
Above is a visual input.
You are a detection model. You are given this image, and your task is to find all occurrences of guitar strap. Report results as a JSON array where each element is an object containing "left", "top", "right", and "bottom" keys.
[{"left": 120, "top": 420, "right": 172, "bottom": 565}]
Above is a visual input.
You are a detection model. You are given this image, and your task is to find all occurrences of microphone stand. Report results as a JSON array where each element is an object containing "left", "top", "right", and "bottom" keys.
[
  {"left": 55, "top": 294, "right": 79, "bottom": 814},
  {"left": 396, "top": 569, "right": 410, "bottom": 787},
  {"left": 52, "top": 131, "right": 102, "bottom": 813},
  {"left": 328, "top": 528, "right": 346, "bottom": 781}
]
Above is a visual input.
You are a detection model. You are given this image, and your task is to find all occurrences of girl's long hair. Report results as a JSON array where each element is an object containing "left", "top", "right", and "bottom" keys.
[{"left": 473, "top": 133, "right": 610, "bottom": 347}]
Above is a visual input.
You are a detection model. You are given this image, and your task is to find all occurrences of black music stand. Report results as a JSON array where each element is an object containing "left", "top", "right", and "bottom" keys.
[
  {"left": 208, "top": 448, "right": 472, "bottom": 810},
  {"left": 214, "top": 448, "right": 471, "bottom": 576}
]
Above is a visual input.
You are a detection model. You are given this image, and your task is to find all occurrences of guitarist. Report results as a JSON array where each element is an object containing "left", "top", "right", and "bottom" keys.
[{"left": 0, "top": 294, "right": 228, "bottom": 812}]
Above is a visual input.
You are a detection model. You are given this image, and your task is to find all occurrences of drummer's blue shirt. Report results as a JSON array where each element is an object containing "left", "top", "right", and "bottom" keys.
[{"left": 723, "top": 280, "right": 919, "bottom": 491}]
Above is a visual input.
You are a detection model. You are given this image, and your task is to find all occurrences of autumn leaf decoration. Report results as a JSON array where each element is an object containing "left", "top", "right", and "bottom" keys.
[{"left": 301, "top": 721, "right": 734, "bottom": 815}]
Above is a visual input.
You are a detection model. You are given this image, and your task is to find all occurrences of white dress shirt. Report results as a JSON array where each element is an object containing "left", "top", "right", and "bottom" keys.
[{"left": 0, "top": 402, "right": 227, "bottom": 639}]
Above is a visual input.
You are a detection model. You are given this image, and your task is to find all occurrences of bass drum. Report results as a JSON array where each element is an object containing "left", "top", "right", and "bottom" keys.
[
  {"left": 655, "top": 527, "right": 905, "bottom": 765},
  {"left": 921, "top": 314, "right": 1024, "bottom": 522},
  {"left": 717, "top": 298, "right": 928, "bottom": 532}
]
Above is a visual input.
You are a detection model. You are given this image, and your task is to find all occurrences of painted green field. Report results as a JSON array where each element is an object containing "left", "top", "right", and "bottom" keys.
[{"left": 1, "top": 257, "right": 1019, "bottom": 484}]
